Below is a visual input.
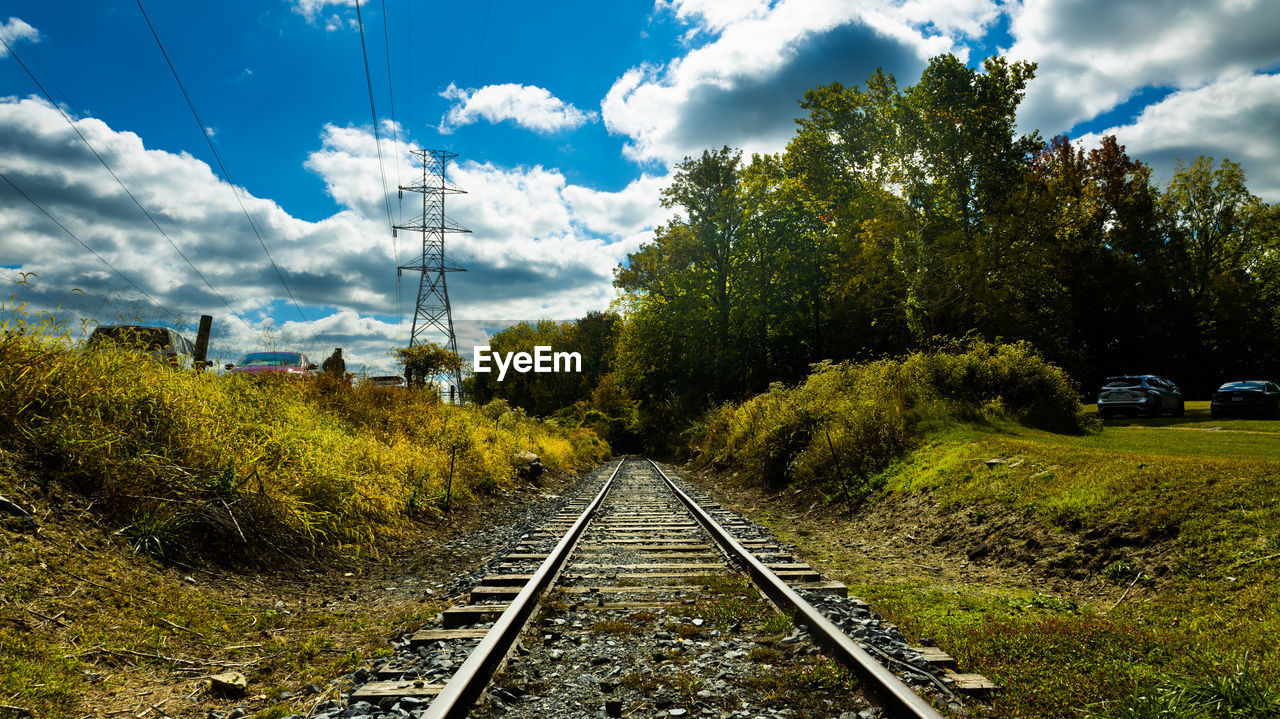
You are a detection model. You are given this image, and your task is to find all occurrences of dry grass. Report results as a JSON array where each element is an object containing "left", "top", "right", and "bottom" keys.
[{"left": 0, "top": 304, "right": 608, "bottom": 563}]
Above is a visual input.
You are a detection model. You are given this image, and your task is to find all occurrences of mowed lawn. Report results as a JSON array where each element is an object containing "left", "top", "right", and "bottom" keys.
[{"left": 800, "top": 405, "right": 1280, "bottom": 718}]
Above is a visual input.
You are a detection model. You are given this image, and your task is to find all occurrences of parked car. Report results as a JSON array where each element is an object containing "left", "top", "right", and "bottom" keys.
[
  {"left": 86, "top": 324, "right": 195, "bottom": 368},
  {"left": 1096, "top": 375, "right": 1185, "bottom": 419},
  {"left": 364, "top": 375, "right": 407, "bottom": 388},
  {"left": 1210, "top": 380, "right": 1280, "bottom": 419},
  {"left": 224, "top": 351, "right": 317, "bottom": 377}
]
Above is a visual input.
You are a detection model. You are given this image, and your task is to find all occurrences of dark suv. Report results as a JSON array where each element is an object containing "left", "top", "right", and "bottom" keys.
[
  {"left": 86, "top": 324, "right": 196, "bottom": 368},
  {"left": 1211, "top": 381, "right": 1280, "bottom": 419},
  {"left": 1097, "top": 375, "right": 1185, "bottom": 419}
]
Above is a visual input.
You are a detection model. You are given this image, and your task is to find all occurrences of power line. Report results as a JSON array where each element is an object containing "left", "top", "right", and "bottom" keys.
[
  {"left": 0, "top": 267, "right": 87, "bottom": 316},
  {"left": 0, "top": 171, "right": 179, "bottom": 323},
  {"left": 134, "top": 0, "right": 313, "bottom": 335},
  {"left": 0, "top": 33, "right": 263, "bottom": 343},
  {"left": 405, "top": 0, "right": 412, "bottom": 135},
  {"left": 9, "top": 39, "right": 229, "bottom": 298},
  {"left": 354, "top": 0, "right": 396, "bottom": 234},
  {"left": 380, "top": 0, "right": 403, "bottom": 200},
  {"left": 381, "top": 0, "right": 405, "bottom": 345}
]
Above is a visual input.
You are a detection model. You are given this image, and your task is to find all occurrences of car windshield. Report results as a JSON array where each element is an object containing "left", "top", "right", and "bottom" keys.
[
  {"left": 237, "top": 352, "right": 303, "bottom": 367},
  {"left": 1103, "top": 376, "right": 1145, "bottom": 388},
  {"left": 1219, "top": 381, "right": 1264, "bottom": 391},
  {"left": 88, "top": 326, "right": 169, "bottom": 351}
]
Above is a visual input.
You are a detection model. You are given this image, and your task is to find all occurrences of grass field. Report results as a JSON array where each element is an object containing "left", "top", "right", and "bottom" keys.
[
  {"left": 0, "top": 309, "right": 610, "bottom": 717},
  {"left": 701, "top": 402, "right": 1280, "bottom": 718}
]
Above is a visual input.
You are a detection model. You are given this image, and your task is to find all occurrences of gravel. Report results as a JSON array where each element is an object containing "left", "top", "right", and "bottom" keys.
[{"left": 328, "top": 459, "right": 965, "bottom": 718}]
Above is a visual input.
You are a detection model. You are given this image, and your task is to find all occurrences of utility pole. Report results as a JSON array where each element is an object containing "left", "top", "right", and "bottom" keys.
[{"left": 395, "top": 149, "right": 468, "bottom": 401}]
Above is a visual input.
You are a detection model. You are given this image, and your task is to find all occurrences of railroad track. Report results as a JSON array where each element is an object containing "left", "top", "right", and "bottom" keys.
[{"left": 341, "top": 457, "right": 991, "bottom": 718}]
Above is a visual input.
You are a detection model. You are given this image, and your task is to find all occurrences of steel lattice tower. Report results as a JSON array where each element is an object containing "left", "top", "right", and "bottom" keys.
[{"left": 396, "top": 149, "right": 468, "bottom": 400}]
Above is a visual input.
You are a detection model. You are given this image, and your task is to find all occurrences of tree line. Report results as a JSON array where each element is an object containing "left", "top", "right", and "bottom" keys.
[{"left": 469, "top": 54, "right": 1280, "bottom": 441}]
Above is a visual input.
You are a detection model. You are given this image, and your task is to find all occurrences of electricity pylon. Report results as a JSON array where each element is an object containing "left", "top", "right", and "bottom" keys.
[{"left": 395, "top": 149, "right": 468, "bottom": 401}]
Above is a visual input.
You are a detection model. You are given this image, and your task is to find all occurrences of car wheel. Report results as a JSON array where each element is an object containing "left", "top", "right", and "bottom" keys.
[
  {"left": 1099, "top": 408, "right": 1113, "bottom": 420},
  {"left": 1211, "top": 408, "right": 1221, "bottom": 419},
  {"left": 1173, "top": 401, "right": 1185, "bottom": 418}
]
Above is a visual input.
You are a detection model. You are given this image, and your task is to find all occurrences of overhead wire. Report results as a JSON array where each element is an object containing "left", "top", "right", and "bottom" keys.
[
  {"left": 0, "top": 33, "right": 263, "bottom": 343},
  {"left": 0, "top": 267, "right": 75, "bottom": 317},
  {"left": 354, "top": 0, "right": 397, "bottom": 234},
  {"left": 404, "top": 0, "right": 411, "bottom": 347},
  {"left": 382, "top": 0, "right": 405, "bottom": 346},
  {"left": 133, "top": 0, "right": 322, "bottom": 352},
  {"left": 10, "top": 37, "right": 229, "bottom": 295},
  {"left": 353, "top": 0, "right": 405, "bottom": 352},
  {"left": 0, "top": 171, "right": 179, "bottom": 324}
]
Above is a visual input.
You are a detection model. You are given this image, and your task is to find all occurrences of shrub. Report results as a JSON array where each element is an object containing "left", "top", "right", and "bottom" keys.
[
  {"left": 696, "top": 338, "right": 1093, "bottom": 496},
  {"left": 0, "top": 306, "right": 609, "bottom": 561}
]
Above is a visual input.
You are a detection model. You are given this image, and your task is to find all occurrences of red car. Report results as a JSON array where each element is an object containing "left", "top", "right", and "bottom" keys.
[{"left": 225, "top": 351, "right": 318, "bottom": 377}]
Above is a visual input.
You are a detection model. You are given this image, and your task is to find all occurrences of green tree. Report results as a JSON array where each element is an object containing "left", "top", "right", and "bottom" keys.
[
  {"left": 466, "top": 315, "right": 622, "bottom": 416},
  {"left": 393, "top": 342, "right": 464, "bottom": 391},
  {"left": 1160, "top": 157, "right": 1279, "bottom": 390}
]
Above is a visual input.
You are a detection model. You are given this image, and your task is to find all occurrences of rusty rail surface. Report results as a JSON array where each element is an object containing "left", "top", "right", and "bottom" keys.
[
  {"left": 420, "top": 457, "right": 627, "bottom": 719},
  {"left": 647, "top": 458, "right": 945, "bottom": 719},
  {"left": 421, "top": 456, "right": 945, "bottom": 719}
]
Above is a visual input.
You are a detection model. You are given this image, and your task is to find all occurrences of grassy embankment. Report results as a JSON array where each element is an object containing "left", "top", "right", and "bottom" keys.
[
  {"left": 0, "top": 308, "right": 609, "bottom": 717},
  {"left": 694, "top": 341, "right": 1280, "bottom": 718}
]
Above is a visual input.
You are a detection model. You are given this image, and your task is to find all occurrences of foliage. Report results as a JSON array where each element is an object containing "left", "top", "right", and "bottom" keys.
[
  {"left": 466, "top": 313, "right": 622, "bottom": 416},
  {"left": 613, "top": 52, "right": 1280, "bottom": 419},
  {"left": 696, "top": 339, "right": 1090, "bottom": 493},
  {"left": 393, "top": 341, "right": 464, "bottom": 391},
  {"left": 1096, "top": 664, "right": 1280, "bottom": 719},
  {"left": 465, "top": 314, "right": 644, "bottom": 450},
  {"left": 777, "top": 406, "right": 1280, "bottom": 718},
  {"left": 0, "top": 306, "right": 608, "bottom": 561}
]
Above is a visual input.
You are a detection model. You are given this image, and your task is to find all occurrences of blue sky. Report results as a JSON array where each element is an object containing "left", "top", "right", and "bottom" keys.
[{"left": 2, "top": 1, "right": 1278, "bottom": 372}]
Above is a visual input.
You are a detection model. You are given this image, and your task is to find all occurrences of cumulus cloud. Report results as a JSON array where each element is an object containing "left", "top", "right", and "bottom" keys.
[
  {"left": 1077, "top": 73, "right": 1280, "bottom": 202},
  {"left": 0, "top": 17, "right": 39, "bottom": 54},
  {"left": 1005, "top": 0, "right": 1280, "bottom": 135},
  {"left": 603, "top": 0, "right": 973, "bottom": 165},
  {"left": 438, "top": 83, "right": 598, "bottom": 134},
  {"left": 658, "top": 0, "right": 773, "bottom": 35},
  {"left": 290, "top": 0, "right": 357, "bottom": 21},
  {"left": 0, "top": 97, "right": 663, "bottom": 371}
]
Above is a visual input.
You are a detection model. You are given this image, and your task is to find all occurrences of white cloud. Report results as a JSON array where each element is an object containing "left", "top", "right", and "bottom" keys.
[
  {"left": 561, "top": 174, "right": 670, "bottom": 239},
  {"left": 438, "top": 83, "right": 598, "bottom": 134},
  {"left": 603, "top": 0, "right": 973, "bottom": 165},
  {"left": 892, "top": 0, "right": 1000, "bottom": 38},
  {"left": 1005, "top": 0, "right": 1280, "bottom": 135},
  {"left": 0, "top": 16, "right": 40, "bottom": 54},
  {"left": 0, "top": 97, "right": 664, "bottom": 371},
  {"left": 658, "top": 0, "right": 773, "bottom": 34},
  {"left": 1077, "top": 73, "right": 1280, "bottom": 202},
  {"left": 290, "top": 0, "right": 357, "bottom": 21}
]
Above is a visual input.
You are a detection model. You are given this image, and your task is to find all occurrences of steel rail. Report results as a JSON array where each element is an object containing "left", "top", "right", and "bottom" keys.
[
  {"left": 420, "top": 457, "right": 628, "bottom": 719},
  {"left": 647, "top": 459, "right": 945, "bottom": 719}
]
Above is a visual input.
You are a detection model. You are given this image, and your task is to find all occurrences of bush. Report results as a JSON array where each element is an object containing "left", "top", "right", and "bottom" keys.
[
  {"left": 0, "top": 307, "right": 609, "bottom": 561},
  {"left": 696, "top": 338, "right": 1093, "bottom": 496}
]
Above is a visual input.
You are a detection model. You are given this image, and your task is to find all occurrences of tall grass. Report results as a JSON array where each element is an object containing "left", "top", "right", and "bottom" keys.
[
  {"left": 696, "top": 338, "right": 1093, "bottom": 495},
  {"left": 1095, "top": 664, "right": 1280, "bottom": 719},
  {"left": 0, "top": 306, "right": 608, "bottom": 561}
]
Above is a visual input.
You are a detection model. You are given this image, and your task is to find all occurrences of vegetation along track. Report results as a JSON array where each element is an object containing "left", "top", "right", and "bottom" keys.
[{"left": 338, "top": 458, "right": 992, "bottom": 718}]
